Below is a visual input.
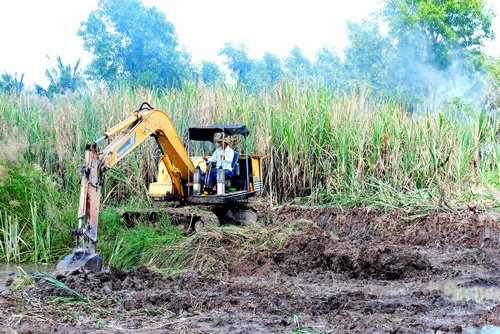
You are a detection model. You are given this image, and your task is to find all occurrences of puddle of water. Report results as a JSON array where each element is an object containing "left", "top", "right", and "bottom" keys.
[
  {"left": 0, "top": 263, "right": 55, "bottom": 290},
  {"left": 464, "top": 325, "right": 500, "bottom": 334},
  {"left": 263, "top": 274, "right": 500, "bottom": 306},
  {"left": 427, "top": 281, "right": 500, "bottom": 303}
]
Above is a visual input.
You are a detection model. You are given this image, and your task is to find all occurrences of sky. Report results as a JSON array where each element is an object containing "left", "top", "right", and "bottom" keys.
[{"left": 1, "top": 0, "right": 500, "bottom": 87}]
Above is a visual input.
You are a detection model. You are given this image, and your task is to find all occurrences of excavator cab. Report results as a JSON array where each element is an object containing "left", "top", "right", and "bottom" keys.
[{"left": 148, "top": 125, "right": 264, "bottom": 204}]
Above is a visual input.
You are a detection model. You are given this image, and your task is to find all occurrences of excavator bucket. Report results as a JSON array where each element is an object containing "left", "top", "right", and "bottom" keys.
[{"left": 56, "top": 252, "right": 103, "bottom": 273}]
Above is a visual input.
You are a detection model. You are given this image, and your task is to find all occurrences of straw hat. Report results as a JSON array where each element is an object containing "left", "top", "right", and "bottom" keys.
[{"left": 217, "top": 137, "right": 230, "bottom": 145}]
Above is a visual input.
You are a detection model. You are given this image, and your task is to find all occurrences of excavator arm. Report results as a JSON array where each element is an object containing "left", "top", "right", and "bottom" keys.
[{"left": 56, "top": 103, "right": 194, "bottom": 272}]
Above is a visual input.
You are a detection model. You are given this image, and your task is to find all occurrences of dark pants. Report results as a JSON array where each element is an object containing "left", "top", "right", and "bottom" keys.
[{"left": 204, "top": 169, "right": 233, "bottom": 189}]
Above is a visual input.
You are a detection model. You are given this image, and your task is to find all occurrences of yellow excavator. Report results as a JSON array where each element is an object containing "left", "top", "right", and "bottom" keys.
[{"left": 56, "top": 103, "right": 264, "bottom": 272}]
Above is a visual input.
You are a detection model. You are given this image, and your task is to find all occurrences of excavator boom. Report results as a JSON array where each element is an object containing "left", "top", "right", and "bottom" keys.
[{"left": 57, "top": 103, "right": 194, "bottom": 272}]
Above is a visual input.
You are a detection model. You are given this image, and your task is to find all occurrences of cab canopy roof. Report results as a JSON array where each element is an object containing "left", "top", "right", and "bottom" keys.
[{"left": 187, "top": 125, "right": 249, "bottom": 142}]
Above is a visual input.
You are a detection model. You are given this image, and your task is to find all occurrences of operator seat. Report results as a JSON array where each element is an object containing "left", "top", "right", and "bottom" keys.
[
  {"left": 229, "top": 152, "right": 244, "bottom": 190},
  {"left": 231, "top": 151, "right": 240, "bottom": 174}
]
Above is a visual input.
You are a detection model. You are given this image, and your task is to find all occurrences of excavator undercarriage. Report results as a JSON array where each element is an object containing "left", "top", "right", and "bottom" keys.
[{"left": 117, "top": 202, "right": 260, "bottom": 232}]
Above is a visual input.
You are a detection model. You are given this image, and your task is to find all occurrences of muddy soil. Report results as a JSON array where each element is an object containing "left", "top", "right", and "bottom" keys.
[{"left": 1, "top": 204, "right": 500, "bottom": 333}]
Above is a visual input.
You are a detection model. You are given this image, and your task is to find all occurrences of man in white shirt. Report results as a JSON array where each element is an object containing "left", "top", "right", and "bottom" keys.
[{"left": 203, "top": 137, "right": 234, "bottom": 190}]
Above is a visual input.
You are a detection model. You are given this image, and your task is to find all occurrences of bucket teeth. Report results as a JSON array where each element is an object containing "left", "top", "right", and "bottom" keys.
[{"left": 72, "top": 228, "right": 85, "bottom": 236}]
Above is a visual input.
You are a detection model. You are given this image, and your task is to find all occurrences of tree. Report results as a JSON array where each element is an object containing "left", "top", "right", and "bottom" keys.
[
  {"left": 200, "top": 60, "right": 225, "bottom": 85},
  {"left": 284, "top": 47, "right": 312, "bottom": 79},
  {"left": 35, "top": 55, "right": 84, "bottom": 96},
  {"left": 78, "top": 0, "right": 192, "bottom": 88},
  {"left": 218, "top": 42, "right": 254, "bottom": 84},
  {"left": 344, "top": 20, "right": 391, "bottom": 90},
  {"left": 262, "top": 52, "right": 283, "bottom": 85},
  {"left": 383, "top": 0, "right": 495, "bottom": 71},
  {"left": 244, "top": 60, "right": 272, "bottom": 92},
  {"left": 0, "top": 72, "right": 24, "bottom": 93},
  {"left": 483, "top": 55, "right": 500, "bottom": 110},
  {"left": 378, "top": 0, "right": 496, "bottom": 106},
  {"left": 313, "top": 47, "right": 344, "bottom": 90}
]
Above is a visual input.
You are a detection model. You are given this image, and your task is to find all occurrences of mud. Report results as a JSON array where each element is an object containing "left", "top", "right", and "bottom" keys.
[{"left": 1, "top": 204, "right": 500, "bottom": 333}]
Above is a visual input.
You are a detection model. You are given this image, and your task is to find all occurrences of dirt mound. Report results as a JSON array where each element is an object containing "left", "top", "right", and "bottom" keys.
[
  {"left": 229, "top": 226, "right": 432, "bottom": 279},
  {"left": 356, "top": 244, "right": 432, "bottom": 279},
  {"left": 272, "top": 226, "right": 341, "bottom": 276},
  {"left": 40, "top": 266, "right": 220, "bottom": 313},
  {"left": 53, "top": 265, "right": 172, "bottom": 293},
  {"left": 271, "top": 204, "right": 500, "bottom": 249}
]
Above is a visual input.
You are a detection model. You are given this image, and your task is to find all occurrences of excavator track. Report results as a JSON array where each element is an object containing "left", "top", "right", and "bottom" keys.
[
  {"left": 118, "top": 202, "right": 262, "bottom": 232},
  {"left": 185, "top": 191, "right": 258, "bottom": 204}
]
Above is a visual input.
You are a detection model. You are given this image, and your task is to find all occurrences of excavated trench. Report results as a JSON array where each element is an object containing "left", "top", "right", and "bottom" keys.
[{"left": 1, "top": 204, "right": 500, "bottom": 333}]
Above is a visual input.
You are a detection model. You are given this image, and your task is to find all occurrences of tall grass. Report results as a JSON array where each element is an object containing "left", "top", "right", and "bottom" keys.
[
  {"left": 0, "top": 212, "right": 24, "bottom": 263},
  {"left": 0, "top": 80, "right": 499, "bottom": 263},
  {"left": 96, "top": 208, "right": 183, "bottom": 269}
]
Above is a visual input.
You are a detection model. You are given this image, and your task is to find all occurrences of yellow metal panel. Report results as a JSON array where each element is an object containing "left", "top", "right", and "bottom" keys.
[
  {"left": 251, "top": 157, "right": 263, "bottom": 179},
  {"left": 250, "top": 156, "right": 264, "bottom": 195},
  {"left": 190, "top": 156, "right": 207, "bottom": 172},
  {"left": 148, "top": 182, "right": 174, "bottom": 197},
  {"left": 156, "top": 160, "right": 172, "bottom": 183}
]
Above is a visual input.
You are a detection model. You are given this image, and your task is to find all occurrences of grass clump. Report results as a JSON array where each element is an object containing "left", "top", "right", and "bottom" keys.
[
  {"left": 155, "top": 220, "right": 317, "bottom": 275},
  {"left": 0, "top": 162, "right": 74, "bottom": 263}
]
